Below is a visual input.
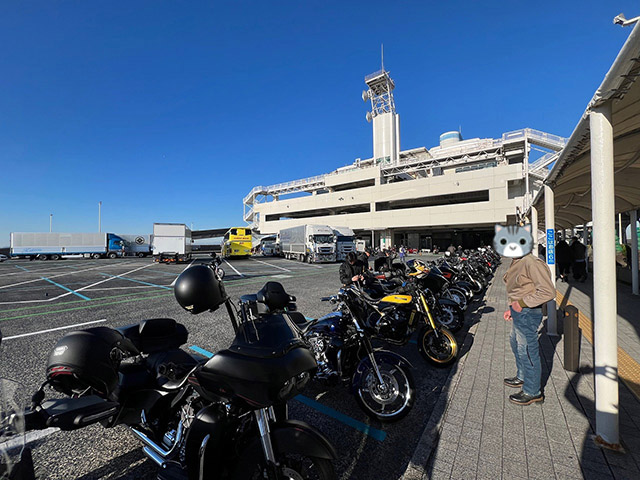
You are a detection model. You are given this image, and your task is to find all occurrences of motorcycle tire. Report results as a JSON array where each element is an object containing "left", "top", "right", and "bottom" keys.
[
  {"left": 354, "top": 360, "right": 415, "bottom": 422},
  {"left": 418, "top": 327, "right": 458, "bottom": 367},
  {"left": 436, "top": 302, "right": 464, "bottom": 332},
  {"left": 237, "top": 450, "right": 336, "bottom": 480},
  {"left": 446, "top": 287, "right": 468, "bottom": 311}
]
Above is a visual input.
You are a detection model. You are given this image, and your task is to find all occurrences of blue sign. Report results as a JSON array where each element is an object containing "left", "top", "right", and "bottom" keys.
[{"left": 546, "top": 229, "right": 555, "bottom": 265}]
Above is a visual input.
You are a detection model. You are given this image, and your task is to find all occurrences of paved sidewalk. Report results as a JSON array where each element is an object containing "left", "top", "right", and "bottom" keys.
[{"left": 403, "top": 262, "right": 640, "bottom": 480}]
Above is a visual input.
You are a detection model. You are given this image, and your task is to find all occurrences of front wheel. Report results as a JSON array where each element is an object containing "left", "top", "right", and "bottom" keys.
[
  {"left": 418, "top": 327, "right": 458, "bottom": 367},
  {"left": 436, "top": 303, "right": 464, "bottom": 332},
  {"left": 354, "top": 361, "right": 415, "bottom": 422},
  {"left": 239, "top": 452, "right": 336, "bottom": 480}
]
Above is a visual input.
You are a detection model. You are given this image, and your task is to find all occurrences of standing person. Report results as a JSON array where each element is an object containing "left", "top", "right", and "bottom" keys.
[
  {"left": 357, "top": 248, "right": 371, "bottom": 270},
  {"left": 399, "top": 245, "right": 406, "bottom": 264},
  {"left": 570, "top": 237, "right": 588, "bottom": 282},
  {"left": 494, "top": 224, "right": 555, "bottom": 406},
  {"left": 447, "top": 244, "right": 456, "bottom": 255},
  {"left": 339, "top": 252, "right": 365, "bottom": 286},
  {"left": 555, "top": 239, "right": 573, "bottom": 282}
]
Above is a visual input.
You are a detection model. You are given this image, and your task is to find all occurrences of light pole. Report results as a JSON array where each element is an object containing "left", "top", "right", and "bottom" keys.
[
  {"left": 49, "top": 214, "right": 53, "bottom": 233},
  {"left": 98, "top": 201, "right": 102, "bottom": 233}
]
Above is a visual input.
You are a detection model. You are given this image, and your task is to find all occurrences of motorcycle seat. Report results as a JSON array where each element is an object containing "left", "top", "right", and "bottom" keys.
[
  {"left": 285, "top": 312, "right": 314, "bottom": 333},
  {"left": 116, "top": 318, "right": 188, "bottom": 354}
]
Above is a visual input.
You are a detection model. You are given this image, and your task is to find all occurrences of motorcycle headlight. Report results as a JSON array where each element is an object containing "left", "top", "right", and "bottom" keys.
[{"left": 278, "top": 372, "right": 311, "bottom": 401}]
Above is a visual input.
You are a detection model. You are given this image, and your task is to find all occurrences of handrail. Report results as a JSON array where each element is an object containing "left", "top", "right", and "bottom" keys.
[{"left": 244, "top": 128, "right": 568, "bottom": 204}]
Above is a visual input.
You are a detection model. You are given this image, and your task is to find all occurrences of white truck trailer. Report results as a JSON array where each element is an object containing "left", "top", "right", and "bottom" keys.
[
  {"left": 152, "top": 223, "right": 192, "bottom": 264},
  {"left": 10, "top": 232, "right": 125, "bottom": 260},
  {"left": 279, "top": 224, "right": 336, "bottom": 263},
  {"left": 119, "top": 234, "right": 152, "bottom": 257},
  {"left": 330, "top": 226, "right": 357, "bottom": 262}
]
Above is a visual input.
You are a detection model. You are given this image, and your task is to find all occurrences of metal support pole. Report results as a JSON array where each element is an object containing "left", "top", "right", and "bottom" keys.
[
  {"left": 544, "top": 185, "right": 558, "bottom": 336},
  {"left": 583, "top": 224, "right": 590, "bottom": 273},
  {"left": 630, "top": 209, "right": 639, "bottom": 296},
  {"left": 531, "top": 206, "right": 539, "bottom": 258},
  {"left": 98, "top": 201, "right": 102, "bottom": 233},
  {"left": 590, "top": 101, "right": 619, "bottom": 447},
  {"left": 618, "top": 213, "right": 624, "bottom": 244},
  {"left": 49, "top": 214, "right": 52, "bottom": 233}
]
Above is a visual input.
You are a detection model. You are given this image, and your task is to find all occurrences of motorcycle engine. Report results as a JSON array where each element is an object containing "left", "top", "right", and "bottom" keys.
[
  {"left": 374, "top": 309, "right": 410, "bottom": 343},
  {"left": 307, "top": 333, "right": 341, "bottom": 380}
]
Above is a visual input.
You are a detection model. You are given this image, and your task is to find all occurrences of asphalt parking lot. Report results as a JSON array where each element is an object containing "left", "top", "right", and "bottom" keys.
[{"left": 0, "top": 254, "right": 472, "bottom": 480}]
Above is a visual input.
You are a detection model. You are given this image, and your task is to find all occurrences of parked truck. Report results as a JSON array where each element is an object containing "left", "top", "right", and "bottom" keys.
[
  {"left": 152, "top": 223, "right": 192, "bottom": 264},
  {"left": 279, "top": 224, "right": 336, "bottom": 263},
  {"left": 330, "top": 226, "right": 357, "bottom": 262},
  {"left": 10, "top": 232, "right": 126, "bottom": 260},
  {"left": 119, "top": 234, "right": 152, "bottom": 257},
  {"left": 259, "top": 235, "right": 278, "bottom": 256}
]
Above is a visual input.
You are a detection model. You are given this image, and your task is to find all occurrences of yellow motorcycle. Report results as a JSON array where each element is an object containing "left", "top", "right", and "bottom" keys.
[{"left": 347, "top": 278, "right": 459, "bottom": 367}]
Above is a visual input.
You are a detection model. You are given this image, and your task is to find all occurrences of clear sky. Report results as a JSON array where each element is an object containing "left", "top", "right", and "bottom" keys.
[{"left": 1, "top": 1, "right": 637, "bottom": 247}]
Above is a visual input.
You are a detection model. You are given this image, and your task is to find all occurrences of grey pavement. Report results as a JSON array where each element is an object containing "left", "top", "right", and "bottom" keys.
[
  {"left": 555, "top": 266, "right": 640, "bottom": 368},
  {"left": 403, "top": 262, "right": 640, "bottom": 480}
]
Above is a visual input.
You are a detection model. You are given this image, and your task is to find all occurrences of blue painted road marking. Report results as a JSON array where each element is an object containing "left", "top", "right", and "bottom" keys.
[
  {"left": 294, "top": 394, "right": 387, "bottom": 442},
  {"left": 15, "top": 265, "right": 29, "bottom": 272},
  {"left": 190, "top": 345, "right": 386, "bottom": 442},
  {"left": 99, "top": 273, "right": 171, "bottom": 290},
  {"left": 40, "top": 277, "right": 91, "bottom": 301},
  {"left": 189, "top": 345, "right": 215, "bottom": 358}
]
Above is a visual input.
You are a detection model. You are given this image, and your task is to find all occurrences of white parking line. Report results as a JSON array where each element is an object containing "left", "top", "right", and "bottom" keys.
[
  {"left": 2, "top": 319, "right": 107, "bottom": 340},
  {"left": 169, "top": 259, "right": 196, "bottom": 287},
  {"left": 0, "top": 428, "right": 60, "bottom": 449},
  {"left": 223, "top": 259, "right": 245, "bottom": 277},
  {"left": 283, "top": 259, "right": 324, "bottom": 269},
  {"left": 250, "top": 258, "right": 291, "bottom": 272},
  {"left": 71, "top": 264, "right": 156, "bottom": 294},
  {"left": 0, "top": 263, "right": 139, "bottom": 290}
]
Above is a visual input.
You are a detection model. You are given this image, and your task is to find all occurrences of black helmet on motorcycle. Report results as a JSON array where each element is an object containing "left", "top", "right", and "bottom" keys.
[{"left": 174, "top": 265, "right": 228, "bottom": 314}]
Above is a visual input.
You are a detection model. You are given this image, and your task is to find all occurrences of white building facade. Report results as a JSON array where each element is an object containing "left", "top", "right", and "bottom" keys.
[{"left": 244, "top": 69, "right": 566, "bottom": 250}]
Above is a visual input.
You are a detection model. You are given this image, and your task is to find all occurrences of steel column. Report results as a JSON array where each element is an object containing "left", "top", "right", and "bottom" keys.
[
  {"left": 630, "top": 209, "right": 639, "bottom": 296},
  {"left": 589, "top": 101, "right": 619, "bottom": 446},
  {"left": 544, "top": 185, "right": 558, "bottom": 336},
  {"left": 531, "top": 206, "right": 539, "bottom": 258}
]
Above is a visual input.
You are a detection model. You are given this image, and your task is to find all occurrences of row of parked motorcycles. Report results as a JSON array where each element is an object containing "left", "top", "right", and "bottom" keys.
[{"left": 0, "top": 249, "right": 499, "bottom": 480}]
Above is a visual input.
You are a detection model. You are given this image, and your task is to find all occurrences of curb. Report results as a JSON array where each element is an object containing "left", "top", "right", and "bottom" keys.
[{"left": 400, "top": 278, "right": 497, "bottom": 480}]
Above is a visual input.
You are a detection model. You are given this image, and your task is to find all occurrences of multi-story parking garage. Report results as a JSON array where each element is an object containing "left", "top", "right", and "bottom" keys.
[{"left": 244, "top": 68, "right": 567, "bottom": 250}]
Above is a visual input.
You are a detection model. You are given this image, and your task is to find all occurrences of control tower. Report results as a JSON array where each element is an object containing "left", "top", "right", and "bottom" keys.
[{"left": 362, "top": 61, "right": 400, "bottom": 165}]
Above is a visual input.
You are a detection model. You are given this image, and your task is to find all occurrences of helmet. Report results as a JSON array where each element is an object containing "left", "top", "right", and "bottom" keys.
[
  {"left": 46, "top": 327, "right": 125, "bottom": 398},
  {"left": 174, "top": 265, "right": 228, "bottom": 314}
]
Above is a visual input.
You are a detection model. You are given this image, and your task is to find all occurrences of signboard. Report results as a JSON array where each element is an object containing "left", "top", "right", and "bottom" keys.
[{"left": 546, "top": 229, "right": 555, "bottom": 265}]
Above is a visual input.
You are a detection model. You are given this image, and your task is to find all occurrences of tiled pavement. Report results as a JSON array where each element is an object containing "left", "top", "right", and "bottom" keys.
[{"left": 402, "top": 262, "right": 640, "bottom": 480}]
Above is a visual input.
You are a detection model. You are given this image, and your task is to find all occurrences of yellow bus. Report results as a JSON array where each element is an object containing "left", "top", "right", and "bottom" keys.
[{"left": 221, "top": 227, "right": 252, "bottom": 258}]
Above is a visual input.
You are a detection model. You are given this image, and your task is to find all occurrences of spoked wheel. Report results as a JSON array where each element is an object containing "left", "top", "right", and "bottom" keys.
[
  {"left": 447, "top": 288, "right": 468, "bottom": 311},
  {"left": 240, "top": 452, "right": 336, "bottom": 480},
  {"left": 418, "top": 327, "right": 458, "bottom": 367},
  {"left": 355, "top": 361, "right": 415, "bottom": 422},
  {"left": 216, "top": 267, "right": 225, "bottom": 280},
  {"left": 436, "top": 303, "right": 464, "bottom": 332}
]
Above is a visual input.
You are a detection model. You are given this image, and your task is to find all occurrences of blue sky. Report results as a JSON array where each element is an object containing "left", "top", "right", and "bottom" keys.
[{"left": 0, "top": 1, "right": 637, "bottom": 246}]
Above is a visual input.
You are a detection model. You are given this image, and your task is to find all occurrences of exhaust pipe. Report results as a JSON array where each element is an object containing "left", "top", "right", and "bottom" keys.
[{"left": 131, "top": 422, "right": 184, "bottom": 464}]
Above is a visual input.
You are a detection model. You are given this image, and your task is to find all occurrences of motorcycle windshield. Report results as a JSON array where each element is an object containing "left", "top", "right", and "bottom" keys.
[{"left": 0, "top": 378, "right": 28, "bottom": 478}]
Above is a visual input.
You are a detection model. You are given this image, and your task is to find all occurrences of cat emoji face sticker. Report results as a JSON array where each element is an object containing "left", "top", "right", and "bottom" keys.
[{"left": 494, "top": 224, "right": 533, "bottom": 258}]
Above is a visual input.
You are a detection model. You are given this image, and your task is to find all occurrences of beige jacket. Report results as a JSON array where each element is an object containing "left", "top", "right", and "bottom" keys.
[{"left": 502, "top": 254, "right": 555, "bottom": 308}]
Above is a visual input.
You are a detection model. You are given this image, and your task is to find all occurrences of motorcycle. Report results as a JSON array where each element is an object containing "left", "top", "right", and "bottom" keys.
[
  {"left": 18, "top": 265, "right": 337, "bottom": 480},
  {"left": 210, "top": 252, "right": 225, "bottom": 280},
  {"left": 241, "top": 282, "right": 416, "bottom": 422},
  {"left": 346, "top": 275, "right": 459, "bottom": 368}
]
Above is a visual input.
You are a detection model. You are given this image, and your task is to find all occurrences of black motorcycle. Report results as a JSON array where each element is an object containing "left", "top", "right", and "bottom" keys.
[
  {"left": 241, "top": 283, "right": 416, "bottom": 422},
  {"left": 16, "top": 265, "right": 337, "bottom": 480}
]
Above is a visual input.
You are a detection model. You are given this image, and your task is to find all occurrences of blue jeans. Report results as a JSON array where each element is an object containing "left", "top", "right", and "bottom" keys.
[{"left": 510, "top": 307, "right": 543, "bottom": 396}]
